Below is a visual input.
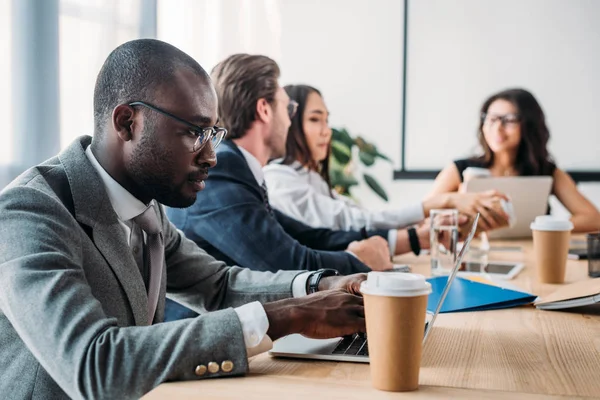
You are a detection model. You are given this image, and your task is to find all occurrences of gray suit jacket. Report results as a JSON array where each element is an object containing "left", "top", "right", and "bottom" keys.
[{"left": 0, "top": 136, "right": 301, "bottom": 400}]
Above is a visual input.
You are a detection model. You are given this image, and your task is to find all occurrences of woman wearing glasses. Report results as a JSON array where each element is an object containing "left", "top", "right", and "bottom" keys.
[
  {"left": 263, "top": 84, "right": 509, "bottom": 235},
  {"left": 428, "top": 88, "right": 600, "bottom": 233}
]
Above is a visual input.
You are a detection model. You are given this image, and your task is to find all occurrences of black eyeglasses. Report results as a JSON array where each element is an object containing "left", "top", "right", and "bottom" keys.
[
  {"left": 129, "top": 101, "right": 227, "bottom": 152},
  {"left": 481, "top": 112, "right": 521, "bottom": 129},
  {"left": 288, "top": 100, "right": 299, "bottom": 119}
]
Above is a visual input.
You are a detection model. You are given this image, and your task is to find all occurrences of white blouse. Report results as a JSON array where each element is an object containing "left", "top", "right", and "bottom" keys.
[{"left": 263, "top": 161, "right": 425, "bottom": 231}]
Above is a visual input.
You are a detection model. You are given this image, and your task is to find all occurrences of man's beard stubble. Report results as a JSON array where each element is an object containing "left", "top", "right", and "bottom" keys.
[{"left": 127, "top": 125, "right": 196, "bottom": 208}]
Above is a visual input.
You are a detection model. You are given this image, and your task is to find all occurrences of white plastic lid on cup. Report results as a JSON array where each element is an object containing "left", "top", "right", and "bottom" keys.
[
  {"left": 530, "top": 215, "right": 574, "bottom": 232},
  {"left": 360, "top": 272, "right": 432, "bottom": 297}
]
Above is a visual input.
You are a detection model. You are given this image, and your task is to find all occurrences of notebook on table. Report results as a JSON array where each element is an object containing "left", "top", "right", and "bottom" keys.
[
  {"left": 534, "top": 278, "right": 600, "bottom": 310},
  {"left": 568, "top": 248, "right": 588, "bottom": 260},
  {"left": 268, "top": 214, "right": 480, "bottom": 363},
  {"left": 427, "top": 276, "right": 536, "bottom": 313}
]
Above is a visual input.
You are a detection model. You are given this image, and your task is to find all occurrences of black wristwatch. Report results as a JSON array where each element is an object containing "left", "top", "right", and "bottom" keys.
[
  {"left": 407, "top": 227, "right": 421, "bottom": 256},
  {"left": 306, "top": 269, "right": 340, "bottom": 294}
]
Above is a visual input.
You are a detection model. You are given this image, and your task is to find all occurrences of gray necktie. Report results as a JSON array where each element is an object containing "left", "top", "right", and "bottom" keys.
[
  {"left": 131, "top": 204, "right": 164, "bottom": 325},
  {"left": 260, "top": 181, "right": 275, "bottom": 216}
]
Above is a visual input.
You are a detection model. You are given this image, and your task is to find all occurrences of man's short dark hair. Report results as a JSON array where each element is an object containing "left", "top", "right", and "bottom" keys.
[
  {"left": 93, "top": 39, "right": 209, "bottom": 138},
  {"left": 211, "top": 54, "right": 280, "bottom": 139}
]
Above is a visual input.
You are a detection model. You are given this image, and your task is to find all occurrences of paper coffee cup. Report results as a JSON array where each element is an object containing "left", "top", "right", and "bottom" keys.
[
  {"left": 530, "top": 216, "right": 573, "bottom": 283},
  {"left": 360, "top": 272, "right": 432, "bottom": 392}
]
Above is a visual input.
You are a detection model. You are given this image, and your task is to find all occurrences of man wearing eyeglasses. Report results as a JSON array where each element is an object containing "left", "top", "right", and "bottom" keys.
[{"left": 0, "top": 39, "right": 369, "bottom": 400}]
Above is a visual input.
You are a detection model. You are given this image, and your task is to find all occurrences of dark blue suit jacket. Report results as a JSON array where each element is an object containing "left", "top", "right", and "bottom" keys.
[{"left": 167, "top": 140, "right": 389, "bottom": 275}]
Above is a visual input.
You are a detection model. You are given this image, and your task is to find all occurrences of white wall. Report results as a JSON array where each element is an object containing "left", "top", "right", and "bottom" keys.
[
  {"left": 278, "top": 0, "right": 600, "bottom": 213},
  {"left": 405, "top": 0, "right": 600, "bottom": 171},
  {"left": 279, "top": 0, "right": 411, "bottom": 208}
]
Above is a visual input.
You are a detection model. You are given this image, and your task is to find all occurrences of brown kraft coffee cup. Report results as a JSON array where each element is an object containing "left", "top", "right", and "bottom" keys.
[
  {"left": 530, "top": 216, "right": 573, "bottom": 284},
  {"left": 360, "top": 272, "right": 432, "bottom": 392}
]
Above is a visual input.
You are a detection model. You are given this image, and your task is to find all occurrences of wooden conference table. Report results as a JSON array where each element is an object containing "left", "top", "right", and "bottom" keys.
[{"left": 144, "top": 239, "right": 600, "bottom": 399}]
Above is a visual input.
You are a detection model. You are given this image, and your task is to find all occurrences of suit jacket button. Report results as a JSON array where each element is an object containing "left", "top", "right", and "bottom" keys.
[
  {"left": 208, "top": 362, "right": 220, "bottom": 373},
  {"left": 221, "top": 360, "right": 234, "bottom": 373},
  {"left": 194, "top": 365, "right": 207, "bottom": 376}
]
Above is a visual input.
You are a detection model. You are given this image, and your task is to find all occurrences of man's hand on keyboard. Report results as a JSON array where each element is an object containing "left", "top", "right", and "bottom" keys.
[
  {"left": 263, "top": 290, "right": 365, "bottom": 340},
  {"left": 318, "top": 273, "right": 367, "bottom": 296}
]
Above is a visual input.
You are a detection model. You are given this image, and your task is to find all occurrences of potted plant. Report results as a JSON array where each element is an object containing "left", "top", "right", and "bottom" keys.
[{"left": 329, "top": 127, "right": 391, "bottom": 201}]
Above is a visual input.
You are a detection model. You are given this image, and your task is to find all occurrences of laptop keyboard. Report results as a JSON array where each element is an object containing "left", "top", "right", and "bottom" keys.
[
  {"left": 330, "top": 320, "right": 431, "bottom": 358},
  {"left": 331, "top": 333, "right": 368, "bottom": 357}
]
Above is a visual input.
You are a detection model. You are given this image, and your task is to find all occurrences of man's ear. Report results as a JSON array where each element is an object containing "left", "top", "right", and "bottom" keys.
[
  {"left": 255, "top": 98, "right": 271, "bottom": 124},
  {"left": 112, "top": 104, "right": 135, "bottom": 141}
]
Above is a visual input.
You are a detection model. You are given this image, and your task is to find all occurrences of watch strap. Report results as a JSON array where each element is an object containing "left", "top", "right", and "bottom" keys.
[
  {"left": 407, "top": 227, "right": 421, "bottom": 256},
  {"left": 307, "top": 269, "right": 340, "bottom": 294}
]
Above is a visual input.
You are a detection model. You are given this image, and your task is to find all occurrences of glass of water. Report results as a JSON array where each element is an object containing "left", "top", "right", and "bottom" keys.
[
  {"left": 463, "top": 232, "right": 490, "bottom": 275},
  {"left": 430, "top": 209, "right": 459, "bottom": 276}
]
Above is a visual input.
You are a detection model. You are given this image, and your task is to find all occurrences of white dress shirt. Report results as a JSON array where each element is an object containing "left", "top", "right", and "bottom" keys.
[
  {"left": 237, "top": 147, "right": 397, "bottom": 257},
  {"left": 263, "top": 161, "right": 425, "bottom": 236},
  {"left": 85, "top": 146, "right": 308, "bottom": 357}
]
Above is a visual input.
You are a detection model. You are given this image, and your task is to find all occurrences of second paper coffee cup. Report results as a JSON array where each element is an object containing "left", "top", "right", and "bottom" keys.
[
  {"left": 360, "top": 272, "right": 432, "bottom": 392},
  {"left": 530, "top": 216, "right": 573, "bottom": 283}
]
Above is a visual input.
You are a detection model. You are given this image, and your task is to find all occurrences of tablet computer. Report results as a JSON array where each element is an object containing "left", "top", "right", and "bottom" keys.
[
  {"left": 458, "top": 260, "right": 525, "bottom": 280},
  {"left": 464, "top": 176, "right": 553, "bottom": 239}
]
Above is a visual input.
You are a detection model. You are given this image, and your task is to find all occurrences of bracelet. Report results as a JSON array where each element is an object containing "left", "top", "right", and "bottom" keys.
[
  {"left": 407, "top": 227, "right": 421, "bottom": 256},
  {"left": 306, "top": 269, "right": 340, "bottom": 294}
]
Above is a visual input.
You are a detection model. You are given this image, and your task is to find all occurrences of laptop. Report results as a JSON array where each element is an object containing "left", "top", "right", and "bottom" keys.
[
  {"left": 465, "top": 176, "right": 553, "bottom": 239},
  {"left": 269, "top": 214, "right": 481, "bottom": 363}
]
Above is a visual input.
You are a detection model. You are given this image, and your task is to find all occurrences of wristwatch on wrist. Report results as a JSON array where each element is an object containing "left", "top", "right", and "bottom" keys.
[
  {"left": 306, "top": 268, "right": 340, "bottom": 294},
  {"left": 407, "top": 227, "right": 421, "bottom": 256}
]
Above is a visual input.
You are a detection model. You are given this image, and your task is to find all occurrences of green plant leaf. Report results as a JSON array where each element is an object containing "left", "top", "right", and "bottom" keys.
[
  {"left": 363, "top": 173, "right": 389, "bottom": 202},
  {"left": 330, "top": 140, "right": 352, "bottom": 164},
  {"left": 355, "top": 136, "right": 375, "bottom": 154},
  {"left": 355, "top": 136, "right": 391, "bottom": 163},
  {"left": 329, "top": 153, "right": 358, "bottom": 196},
  {"left": 331, "top": 128, "right": 354, "bottom": 148},
  {"left": 358, "top": 150, "right": 376, "bottom": 166},
  {"left": 330, "top": 166, "right": 358, "bottom": 186},
  {"left": 330, "top": 127, "right": 391, "bottom": 201},
  {"left": 375, "top": 152, "right": 392, "bottom": 162}
]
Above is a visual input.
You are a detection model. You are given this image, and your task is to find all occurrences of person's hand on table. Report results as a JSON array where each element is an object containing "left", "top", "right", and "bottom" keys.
[
  {"left": 318, "top": 273, "right": 367, "bottom": 295},
  {"left": 346, "top": 236, "right": 393, "bottom": 271}
]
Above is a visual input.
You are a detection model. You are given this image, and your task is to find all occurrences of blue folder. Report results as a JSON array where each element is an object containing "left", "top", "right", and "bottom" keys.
[{"left": 427, "top": 276, "right": 537, "bottom": 313}]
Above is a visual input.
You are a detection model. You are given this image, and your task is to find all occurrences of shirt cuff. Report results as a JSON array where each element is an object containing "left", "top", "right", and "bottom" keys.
[
  {"left": 234, "top": 301, "right": 272, "bottom": 357},
  {"left": 410, "top": 201, "right": 427, "bottom": 222},
  {"left": 387, "top": 229, "right": 397, "bottom": 256},
  {"left": 292, "top": 271, "right": 311, "bottom": 297}
]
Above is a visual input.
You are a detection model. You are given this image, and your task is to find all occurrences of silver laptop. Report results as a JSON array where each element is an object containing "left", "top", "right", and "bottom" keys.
[
  {"left": 269, "top": 214, "right": 480, "bottom": 363},
  {"left": 465, "top": 176, "right": 553, "bottom": 239}
]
